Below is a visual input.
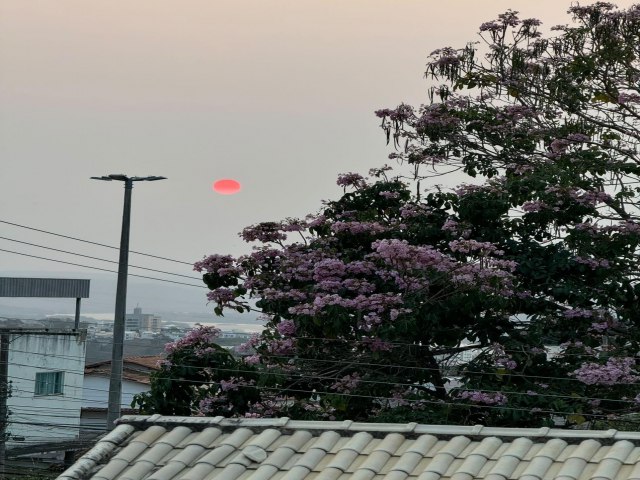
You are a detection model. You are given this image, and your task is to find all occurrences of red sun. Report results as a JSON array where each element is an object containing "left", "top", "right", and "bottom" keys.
[{"left": 212, "top": 179, "right": 241, "bottom": 195}]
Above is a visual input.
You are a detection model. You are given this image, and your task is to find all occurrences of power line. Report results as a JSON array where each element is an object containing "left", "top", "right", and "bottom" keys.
[
  {"left": 0, "top": 248, "right": 206, "bottom": 289},
  {"left": 0, "top": 219, "right": 193, "bottom": 265},
  {"left": 0, "top": 236, "right": 201, "bottom": 281},
  {"left": 6, "top": 385, "right": 640, "bottom": 425},
  {"left": 3, "top": 342, "right": 635, "bottom": 387},
  {"left": 6, "top": 357, "right": 639, "bottom": 409}
]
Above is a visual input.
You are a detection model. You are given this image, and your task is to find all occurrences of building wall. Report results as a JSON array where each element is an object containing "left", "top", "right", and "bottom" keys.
[
  {"left": 125, "top": 307, "right": 161, "bottom": 332},
  {"left": 6, "top": 332, "right": 86, "bottom": 446},
  {"left": 125, "top": 318, "right": 140, "bottom": 331},
  {"left": 81, "top": 376, "right": 150, "bottom": 435},
  {"left": 82, "top": 376, "right": 149, "bottom": 409},
  {"left": 141, "top": 315, "right": 161, "bottom": 333}
]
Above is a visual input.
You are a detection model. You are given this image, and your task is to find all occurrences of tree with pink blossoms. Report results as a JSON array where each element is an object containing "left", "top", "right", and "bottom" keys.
[
  {"left": 139, "top": 3, "right": 640, "bottom": 428},
  {"left": 132, "top": 325, "right": 260, "bottom": 417}
]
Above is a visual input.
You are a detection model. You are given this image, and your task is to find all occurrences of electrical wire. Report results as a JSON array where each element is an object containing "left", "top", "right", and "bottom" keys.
[
  {"left": 0, "top": 248, "right": 206, "bottom": 289},
  {"left": 0, "top": 236, "right": 201, "bottom": 281},
  {"left": 4, "top": 344, "right": 636, "bottom": 389},
  {"left": 7, "top": 384, "right": 639, "bottom": 424},
  {"left": 6, "top": 358, "right": 640, "bottom": 409},
  {"left": 0, "top": 219, "right": 194, "bottom": 265}
]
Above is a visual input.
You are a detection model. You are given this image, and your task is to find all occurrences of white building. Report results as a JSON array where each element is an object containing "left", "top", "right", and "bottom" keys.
[
  {"left": 125, "top": 306, "right": 162, "bottom": 333},
  {"left": 6, "top": 329, "right": 86, "bottom": 445},
  {"left": 81, "top": 356, "right": 162, "bottom": 435}
]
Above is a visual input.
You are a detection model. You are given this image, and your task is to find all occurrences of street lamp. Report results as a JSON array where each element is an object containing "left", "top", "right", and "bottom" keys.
[{"left": 91, "top": 174, "right": 166, "bottom": 430}]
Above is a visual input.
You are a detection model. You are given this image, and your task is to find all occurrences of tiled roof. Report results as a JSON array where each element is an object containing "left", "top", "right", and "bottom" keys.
[
  {"left": 85, "top": 356, "right": 163, "bottom": 371},
  {"left": 58, "top": 415, "right": 640, "bottom": 480},
  {"left": 85, "top": 356, "right": 163, "bottom": 385}
]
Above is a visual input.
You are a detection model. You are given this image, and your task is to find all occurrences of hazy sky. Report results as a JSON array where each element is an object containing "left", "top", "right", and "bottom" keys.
[{"left": 1, "top": 1, "right": 635, "bottom": 313}]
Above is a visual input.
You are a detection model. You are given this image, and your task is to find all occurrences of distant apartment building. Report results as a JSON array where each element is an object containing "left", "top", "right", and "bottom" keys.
[{"left": 125, "top": 306, "right": 162, "bottom": 333}]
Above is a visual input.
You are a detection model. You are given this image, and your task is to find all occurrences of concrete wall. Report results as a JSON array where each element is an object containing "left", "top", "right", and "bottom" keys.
[
  {"left": 81, "top": 376, "right": 150, "bottom": 435},
  {"left": 82, "top": 376, "right": 149, "bottom": 409},
  {"left": 6, "top": 332, "right": 86, "bottom": 445}
]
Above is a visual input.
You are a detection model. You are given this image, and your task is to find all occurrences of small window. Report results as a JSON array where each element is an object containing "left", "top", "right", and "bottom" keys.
[{"left": 34, "top": 371, "right": 64, "bottom": 396}]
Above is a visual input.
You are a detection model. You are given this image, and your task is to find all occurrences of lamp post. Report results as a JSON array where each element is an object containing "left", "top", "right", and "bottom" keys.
[{"left": 91, "top": 174, "right": 166, "bottom": 430}]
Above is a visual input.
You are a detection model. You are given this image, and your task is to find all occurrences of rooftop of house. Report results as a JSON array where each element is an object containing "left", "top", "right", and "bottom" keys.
[
  {"left": 84, "top": 356, "right": 163, "bottom": 385},
  {"left": 59, "top": 415, "right": 640, "bottom": 480}
]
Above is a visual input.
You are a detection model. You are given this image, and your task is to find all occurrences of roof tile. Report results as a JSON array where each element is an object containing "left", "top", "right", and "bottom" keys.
[
  {"left": 263, "top": 432, "right": 312, "bottom": 469},
  {"left": 61, "top": 417, "right": 640, "bottom": 480},
  {"left": 450, "top": 436, "right": 502, "bottom": 480},
  {"left": 590, "top": 442, "right": 636, "bottom": 480},
  {"left": 628, "top": 460, "right": 640, "bottom": 480},
  {"left": 483, "top": 437, "right": 534, "bottom": 480}
]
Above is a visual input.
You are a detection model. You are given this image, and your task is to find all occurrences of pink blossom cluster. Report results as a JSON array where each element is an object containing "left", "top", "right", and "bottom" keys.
[
  {"left": 375, "top": 105, "right": 414, "bottom": 122},
  {"left": 164, "top": 325, "right": 221, "bottom": 354},
  {"left": 194, "top": 347, "right": 218, "bottom": 358},
  {"left": 330, "top": 372, "right": 361, "bottom": 394},
  {"left": 441, "top": 218, "right": 459, "bottom": 233},
  {"left": 495, "top": 105, "right": 536, "bottom": 123},
  {"left": 330, "top": 221, "right": 387, "bottom": 235},
  {"left": 372, "top": 239, "right": 449, "bottom": 271},
  {"left": 573, "top": 222, "right": 599, "bottom": 234},
  {"left": 618, "top": 92, "right": 640, "bottom": 104},
  {"left": 280, "top": 218, "right": 307, "bottom": 232},
  {"left": 335, "top": 278, "right": 376, "bottom": 295},
  {"left": 219, "top": 377, "right": 255, "bottom": 392},
  {"left": 573, "top": 221, "right": 640, "bottom": 237},
  {"left": 336, "top": 172, "right": 367, "bottom": 189},
  {"left": 457, "top": 390, "right": 508, "bottom": 405},
  {"left": 206, "top": 287, "right": 236, "bottom": 303},
  {"left": 261, "top": 288, "right": 309, "bottom": 302},
  {"left": 193, "top": 254, "right": 239, "bottom": 275},
  {"left": 361, "top": 337, "right": 393, "bottom": 352},
  {"left": 428, "top": 47, "right": 461, "bottom": 69},
  {"left": 522, "top": 200, "right": 548, "bottom": 212},
  {"left": 550, "top": 138, "right": 571, "bottom": 154},
  {"left": 243, "top": 354, "right": 261, "bottom": 365},
  {"left": 307, "top": 215, "right": 328, "bottom": 228},
  {"left": 566, "top": 133, "right": 590, "bottom": 143},
  {"left": 589, "top": 321, "right": 618, "bottom": 333},
  {"left": 235, "top": 333, "right": 261, "bottom": 354},
  {"left": 568, "top": 3, "right": 616, "bottom": 19},
  {"left": 368, "top": 165, "right": 393, "bottom": 177},
  {"left": 197, "top": 397, "right": 218, "bottom": 414},
  {"left": 563, "top": 308, "right": 595, "bottom": 318},
  {"left": 399, "top": 204, "right": 431, "bottom": 218},
  {"left": 574, "top": 256, "right": 610, "bottom": 269},
  {"left": 449, "top": 239, "right": 504, "bottom": 256},
  {"left": 416, "top": 104, "right": 461, "bottom": 130},
  {"left": 288, "top": 292, "right": 404, "bottom": 319},
  {"left": 496, "top": 357, "right": 518, "bottom": 370},
  {"left": 615, "top": 221, "right": 640, "bottom": 234},
  {"left": 345, "top": 260, "right": 377, "bottom": 276},
  {"left": 241, "top": 222, "right": 288, "bottom": 243},
  {"left": 567, "top": 189, "right": 612, "bottom": 207},
  {"left": 312, "top": 259, "right": 347, "bottom": 282},
  {"left": 276, "top": 319, "right": 296, "bottom": 336},
  {"left": 265, "top": 338, "right": 295, "bottom": 355},
  {"left": 573, "top": 357, "right": 639, "bottom": 386},
  {"left": 454, "top": 184, "right": 484, "bottom": 197}
]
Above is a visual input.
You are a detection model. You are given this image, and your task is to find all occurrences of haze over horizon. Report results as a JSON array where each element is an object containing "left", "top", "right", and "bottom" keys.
[{"left": 3, "top": 1, "right": 636, "bottom": 314}]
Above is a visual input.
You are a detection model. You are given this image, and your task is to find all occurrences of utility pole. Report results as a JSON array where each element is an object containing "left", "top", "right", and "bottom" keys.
[
  {"left": 91, "top": 174, "right": 166, "bottom": 430},
  {"left": 0, "top": 331, "right": 10, "bottom": 478}
]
